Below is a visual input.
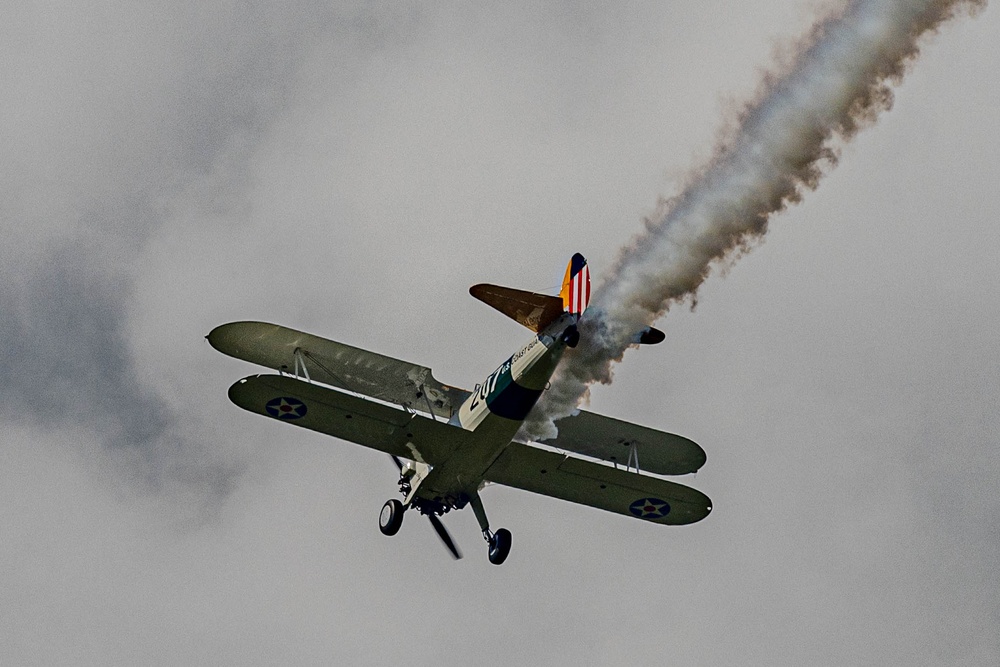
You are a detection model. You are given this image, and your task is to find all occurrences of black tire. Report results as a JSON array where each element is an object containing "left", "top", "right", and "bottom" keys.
[
  {"left": 562, "top": 326, "right": 580, "bottom": 348},
  {"left": 379, "top": 499, "right": 404, "bottom": 536},
  {"left": 488, "top": 528, "right": 512, "bottom": 565}
]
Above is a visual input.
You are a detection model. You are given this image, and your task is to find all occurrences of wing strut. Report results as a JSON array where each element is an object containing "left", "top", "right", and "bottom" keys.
[
  {"left": 626, "top": 441, "right": 640, "bottom": 474},
  {"left": 294, "top": 348, "right": 311, "bottom": 383},
  {"left": 420, "top": 387, "right": 439, "bottom": 422}
]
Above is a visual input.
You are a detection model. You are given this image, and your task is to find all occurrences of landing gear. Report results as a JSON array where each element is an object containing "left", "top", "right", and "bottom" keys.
[
  {"left": 487, "top": 528, "right": 512, "bottom": 565},
  {"left": 381, "top": 484, "right": 513, "bottom": 564},
  {"left": 562, "top": 325, "right": 580, "bottom": 348},
  {"left": 470, "top": 492, "right": 512, "bottom": 565},
  {"left": 379, "top": 498, "right": 404, "bottom": 536}
]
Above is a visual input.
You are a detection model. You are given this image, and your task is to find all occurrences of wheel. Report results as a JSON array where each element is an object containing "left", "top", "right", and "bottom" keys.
[
  {"left": 562, "top": 326, "right": 580, "bottom": 348},
  {"left": 379, "top": 499, "right": 404, "bottom": 536},
  {"left": 488, "top": 528, "right": 512, "bottom": 565}
]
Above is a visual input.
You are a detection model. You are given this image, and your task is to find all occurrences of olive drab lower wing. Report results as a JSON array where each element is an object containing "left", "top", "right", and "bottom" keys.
[
  {"left": 208, "top": 321, "right": 469, "bottom": 421},
  {"left": 484, "top": 443, "right": 712, "bottom": 526},
  {"left": 541, "top": 410, "right": 707, "bottom": 476},
  {"left": 228, "top": 374, "right": 472, "bottom": 466}
]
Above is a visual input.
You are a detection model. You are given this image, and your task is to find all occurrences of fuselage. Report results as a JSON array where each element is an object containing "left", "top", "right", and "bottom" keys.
[{"left": 415, "top": 313, "right": 578, "bottom": 505}]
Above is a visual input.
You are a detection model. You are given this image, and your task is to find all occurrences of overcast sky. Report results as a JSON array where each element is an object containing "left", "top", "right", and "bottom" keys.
[{"left": 2, "top": 2, "right": 997, "bottom": 665}]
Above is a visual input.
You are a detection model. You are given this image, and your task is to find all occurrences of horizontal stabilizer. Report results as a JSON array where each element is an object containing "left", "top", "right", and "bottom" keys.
[{"left": 469, "top": 284, "right": 565, "bottom": 333}]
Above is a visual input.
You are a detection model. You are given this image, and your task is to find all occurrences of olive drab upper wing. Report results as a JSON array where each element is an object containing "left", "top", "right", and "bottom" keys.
[{"left": 208, "top": 321, "right": 469, "bottom": 421}]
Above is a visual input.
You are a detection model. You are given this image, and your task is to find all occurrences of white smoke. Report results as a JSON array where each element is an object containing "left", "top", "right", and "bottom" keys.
[{"left": 524, "top": 0, "right": 985, "bottom": 442}]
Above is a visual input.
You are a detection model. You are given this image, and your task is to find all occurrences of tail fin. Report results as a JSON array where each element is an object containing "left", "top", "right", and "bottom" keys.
[{"left": 559, "top": 253, "right": 590, "bottom": 316}]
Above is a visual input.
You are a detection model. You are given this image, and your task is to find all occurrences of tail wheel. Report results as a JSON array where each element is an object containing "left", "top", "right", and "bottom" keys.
[
  {"left": 562, "top": 326, "right": 580, "bottom": 348},
  {"left": 488, "top": 528, "right": 512, "bottom": 565},
  {"left": 379, "top": 499, "right": 404, "bottom": 536}
]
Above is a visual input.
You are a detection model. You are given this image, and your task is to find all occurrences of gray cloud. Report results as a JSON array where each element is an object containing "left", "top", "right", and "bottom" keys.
[{"left": 0, "top": 2, "right": 413, "bottom": 496}]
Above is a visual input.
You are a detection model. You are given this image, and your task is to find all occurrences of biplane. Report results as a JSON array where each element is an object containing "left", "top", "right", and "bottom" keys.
[{"left": 208, "top": 254, "right": 711, "bottom": 565}]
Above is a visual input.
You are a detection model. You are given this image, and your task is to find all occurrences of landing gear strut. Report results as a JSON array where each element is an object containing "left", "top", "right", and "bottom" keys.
[
  {"left": 471, "top": 492, "right": 512, "bottom": 565},
  {"left": 383, "top": 457, "right": 463, "bottom": 559}
]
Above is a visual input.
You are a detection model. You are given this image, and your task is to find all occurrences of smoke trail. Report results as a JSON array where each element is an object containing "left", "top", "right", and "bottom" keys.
[{"left": 523, "top": 0, "right": 985, "bottom": 442}]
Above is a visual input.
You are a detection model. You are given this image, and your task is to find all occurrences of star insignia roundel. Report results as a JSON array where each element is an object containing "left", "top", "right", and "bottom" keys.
[
  {"left": 265, "top": 396, "right": 308, "bottom": 420},
  {"left": 629, "top": 497, "right": 670, "bottom": 520}
]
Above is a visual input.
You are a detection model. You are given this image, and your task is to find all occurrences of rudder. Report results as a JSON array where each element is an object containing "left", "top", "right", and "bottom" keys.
[{"left": 559, "top": 253, "right": 590, "bottom": 316}]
